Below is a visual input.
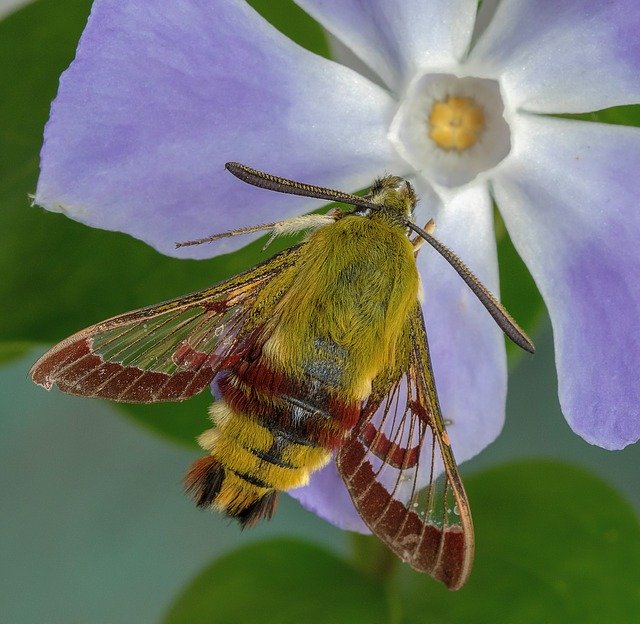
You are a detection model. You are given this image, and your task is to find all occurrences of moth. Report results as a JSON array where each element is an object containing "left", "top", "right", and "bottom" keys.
[{"left": 31, "top": 162, "right": 534, "bottom": 590}]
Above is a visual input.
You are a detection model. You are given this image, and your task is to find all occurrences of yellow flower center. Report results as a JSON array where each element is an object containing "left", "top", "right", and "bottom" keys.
[{"left": 428, "top": 96, "right": 486, "bottom": 152}]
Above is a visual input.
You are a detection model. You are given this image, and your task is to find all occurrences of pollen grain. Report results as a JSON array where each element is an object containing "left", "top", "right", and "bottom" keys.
[{"left": 428, "top": 96, "right": 485, "bottom": 152}]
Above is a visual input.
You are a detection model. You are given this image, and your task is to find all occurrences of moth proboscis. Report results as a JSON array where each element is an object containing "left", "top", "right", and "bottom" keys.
[{"left": 31, "top": 162, "right": 534, "bottom": 590}]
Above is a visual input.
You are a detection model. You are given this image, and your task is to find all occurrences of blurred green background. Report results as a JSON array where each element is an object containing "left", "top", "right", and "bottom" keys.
[{"left": 2, "top": 1, "right": 639, "bottom": 622}]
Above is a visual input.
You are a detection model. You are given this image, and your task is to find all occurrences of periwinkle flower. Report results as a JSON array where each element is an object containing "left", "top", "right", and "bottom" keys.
[{"left": 35, "top": 0, "right": 640, "bottom": 531}]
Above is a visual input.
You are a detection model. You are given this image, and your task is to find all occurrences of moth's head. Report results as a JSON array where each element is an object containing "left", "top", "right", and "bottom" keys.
[{"left": 367, "top": 176, "right": 417, "bottom": 220}]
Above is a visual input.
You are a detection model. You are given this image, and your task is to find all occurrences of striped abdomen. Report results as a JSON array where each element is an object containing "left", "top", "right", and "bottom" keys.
[{"left": 185, "top": 341, "right": 360, "bottom": 527}]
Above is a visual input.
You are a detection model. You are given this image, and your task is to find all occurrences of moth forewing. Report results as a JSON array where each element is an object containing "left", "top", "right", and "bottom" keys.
[{"left": 30, "top": 245, "right": 303, "bottom": 402}]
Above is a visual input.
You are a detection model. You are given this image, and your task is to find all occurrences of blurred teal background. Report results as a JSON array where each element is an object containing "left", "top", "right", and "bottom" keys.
[{"left": 4, "top": 323, "right": 639, "bottom": 623}]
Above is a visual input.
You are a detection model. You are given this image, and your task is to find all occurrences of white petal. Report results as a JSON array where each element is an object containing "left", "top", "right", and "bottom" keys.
[
  {"left": 493, "top": 114, "right": 640, "bottom": 449},
  {"left": 469, "top": 0, "right": 640, "bottom": 112},
  {"left": 389, "top": 73, "right": 511, "bottom": 188},
  {"left": 295, "top": 0, "right": 479, "bottom": 92},
  {"left": 414, "top": 179, "right": 507, "bottom": 463}
]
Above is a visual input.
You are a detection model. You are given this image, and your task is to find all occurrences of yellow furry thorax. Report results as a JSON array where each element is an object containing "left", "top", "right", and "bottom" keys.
[{"left": 256, "top": 212, "right": 420, "bottom": 399}]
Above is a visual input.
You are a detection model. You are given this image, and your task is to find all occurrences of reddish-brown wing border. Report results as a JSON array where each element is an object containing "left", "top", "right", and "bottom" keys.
[
  {"left": 337, "top": 305, "right": 474, "bottom": 590},
  {"left": 30, "top": 246, "right": 302, "bottom": 403}
]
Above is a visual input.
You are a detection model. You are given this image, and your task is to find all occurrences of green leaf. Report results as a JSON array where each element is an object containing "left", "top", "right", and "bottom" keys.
[
  {"left": 559, "top": 104, "right": 640, "bottom": 128},
  {"left": 248, "top": 0, "right": 330, "bottom": 58},
  {"left": 163, "top": 539, "right": 390, "bottom": 624},
  {"left": 399, "top": 460, "right": 640, "bottom": 624},
  {"left": 0, "top": 0, "right": 326, "bottom": 446}
]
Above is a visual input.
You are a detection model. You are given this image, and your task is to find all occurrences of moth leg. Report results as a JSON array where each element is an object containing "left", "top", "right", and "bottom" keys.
[{"left": 412, "top": 219, "right": 436, "bottom": 252}]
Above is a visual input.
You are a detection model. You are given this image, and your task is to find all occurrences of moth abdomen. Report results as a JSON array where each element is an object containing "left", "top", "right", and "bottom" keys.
[
  {"left": 218, "top": 357, "right": 360, "bottom": 448},
  {"left": 184, "top": 347, "right": 364, "bottom": 525},
  {"left": 184, "top": 455, "right": 279, "bottom": 528},
  {"left": 186, "top": 397, "right": 332, "bottom": 524}
]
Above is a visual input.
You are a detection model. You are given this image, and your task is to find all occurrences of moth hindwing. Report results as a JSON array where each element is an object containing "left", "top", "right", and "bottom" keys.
[{"left": 32, "top": 162, "right": 534, "bottom": 590}]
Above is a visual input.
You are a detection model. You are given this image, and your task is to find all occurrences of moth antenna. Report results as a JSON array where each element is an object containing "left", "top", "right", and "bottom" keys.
[
  {"left": 407, "top": 221, "right": 535, "bottom": 354},
  {"left": 225, "top": 162, "right": 379, "bottom": 211}
]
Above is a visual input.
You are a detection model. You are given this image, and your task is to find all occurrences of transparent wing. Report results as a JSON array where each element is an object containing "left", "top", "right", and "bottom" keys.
[
  {"left": 30, "top": 246, "right": 301, "bottom": 403},
  {"left": 337, "top": 305, "right": 474, "bottom": 590}
]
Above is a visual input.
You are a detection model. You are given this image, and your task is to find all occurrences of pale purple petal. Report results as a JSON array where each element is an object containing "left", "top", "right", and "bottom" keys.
[
  {"left": 493, "top": 115, "right": 640, "bottom": 449},
  {"left": 415, "top": 181, "right": 507, "bottom": 463},
  {"left": 295, "top": 0, "right": 478, "bottom": 93},
  {"left": 35, "top": 0, "right": 401, "bottom": 259},
  {"left": 290, "top": 462, "right": 369, "bottom": 534},
  {"left": 469, "top": 0, "right": 640, "bottom": 113}
]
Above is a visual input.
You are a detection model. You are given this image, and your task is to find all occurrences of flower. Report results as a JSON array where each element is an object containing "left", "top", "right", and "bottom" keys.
[{"left": 35, "top": 0, "right": 640, "bottom": 531}]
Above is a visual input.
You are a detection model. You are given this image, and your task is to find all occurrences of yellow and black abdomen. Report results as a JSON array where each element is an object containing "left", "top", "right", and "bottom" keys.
[
  {"left": 185, "top": 347, "right": 359, "bottom": 526},
  {"left": 185, "top": 213, "right": 420, "bottom": 526}
]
